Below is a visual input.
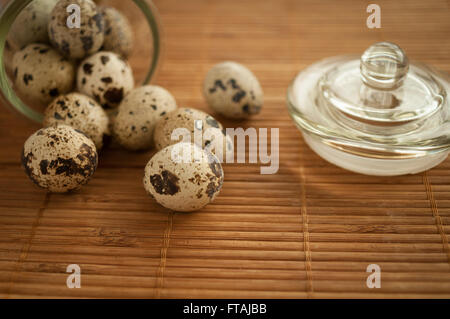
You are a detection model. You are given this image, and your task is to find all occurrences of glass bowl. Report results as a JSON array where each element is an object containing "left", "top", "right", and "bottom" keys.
[
  {"left": 287, "top": 42, "right": 450, "bottom": 176},
  {"left": 0, "top": 0, "right": 162, "bottom": 122}
]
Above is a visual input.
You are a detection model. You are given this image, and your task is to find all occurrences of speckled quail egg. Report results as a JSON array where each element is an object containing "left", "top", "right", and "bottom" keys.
[
  {"left": 8, "top": 0, "right": 59, "bottom": 49},
  {"left": 43, "top": 93, "right": 110, "bottom": 150},
  {"left": 113, "top": 85, "right": 177, "bottom": 151},
  {"left": 77, "top": 51, "right": 134, "bottom": 109},
  {"left": 143, "top": 142, "right": 224, "bottom": 212},
  {"left": 22, "top": 125, "right": 98, "bottom": 193},
  {"left": 12, "top": 43, "right": 75, "bottom": 105},
  {"left": 153, "top": 107, "right": 233, "bottom": 162},
  {"left": 99, "top": 6, "right": 133, "bottom": 58},
  {"left": 203, "top": 61, "right": 263, "bottom": 119},
  {"left": 48, "top": 0, "right": 104, "bottom": 59}
]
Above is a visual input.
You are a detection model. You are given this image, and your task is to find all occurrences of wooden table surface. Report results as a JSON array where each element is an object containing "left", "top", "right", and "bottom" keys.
[{"left": 0, "top": 0, "right": 449, "bottom": 298}]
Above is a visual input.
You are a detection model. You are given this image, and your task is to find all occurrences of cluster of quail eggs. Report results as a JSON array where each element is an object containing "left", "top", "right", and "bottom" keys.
[{"left": 17, "top": 0, "right": 263, "bottom": 212}]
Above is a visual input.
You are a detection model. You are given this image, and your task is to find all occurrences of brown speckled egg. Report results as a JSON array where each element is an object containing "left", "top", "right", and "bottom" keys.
[
  {"left": 48, "top": 0, "right": 104, "bottom": 59},
  {"left": 203, "top": 61, "right": 263, "bottom": 119},
  {"left": 12, "top": 43, "right": 75, "bottom": 105},
  {"left": 21, "top": 125, "right": 98, "bottom": 193},
  {"left": 8, "top": 0, "right": 59, "bottom": 49},
  {"left": 153, "top": 107, "right": 233, "bottom": 161},
  {"left": 77, "top": 51, "right": 134, "bottom": 109},
  {"left": 100, "top": 6, "right": 133, "bottom": 58},
  {"left": 43, "top": 93, "right": 110, "bottom": 150},
  {"left": 113, "top": 85, "right": 177, "bottom": 151},
  {"left": 143, "top": 142, "right": 224, "bottom": 212}
]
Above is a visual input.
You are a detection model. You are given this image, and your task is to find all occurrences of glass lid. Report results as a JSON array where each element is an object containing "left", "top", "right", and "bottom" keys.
[{"left": 287, "top": 41, "right": 450, "bottom": 159}]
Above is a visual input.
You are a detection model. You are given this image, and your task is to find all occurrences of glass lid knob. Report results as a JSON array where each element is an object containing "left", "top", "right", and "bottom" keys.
[{"left": 360, "top": 42, "right": 409, "bottom": 90}]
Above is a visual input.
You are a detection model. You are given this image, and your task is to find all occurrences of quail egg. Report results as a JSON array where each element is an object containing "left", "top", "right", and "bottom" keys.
[
  {"left": 77, "top": 51, "right": 134, "bottom": 109},
  {"left": 12, "top": 43, "right": 75, "bottom": 105},
  {"left": 9, "top": 0, "right": 59, "bottom": 49},
  {"left": 43, "top": 93, "right": 110, "bottom": 150},
  {"left": 22, "top": 125, "right": 98, "bottom": 193},
  {"left": 143, "top": 142, "right": 224, "bottom": 212},
  {"left": 153, "top": 107, "right": 233, "bottom": 162},
  {"left": 48, "top": 0, "right": 104, "bottom": 59},
  {"left": 203, "top": 61, "right": 263, "bottom": 119},
  {"left": 100, "top": 6, "right": 133, "bottom": 58},
  {"left": 113, "top": 85, "right": 177, "bottom": 151}
]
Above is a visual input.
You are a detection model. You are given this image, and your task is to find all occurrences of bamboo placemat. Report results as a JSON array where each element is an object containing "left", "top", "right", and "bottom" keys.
[{"left": 0, "top": 0, "right": 449, "bottom": 298}]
